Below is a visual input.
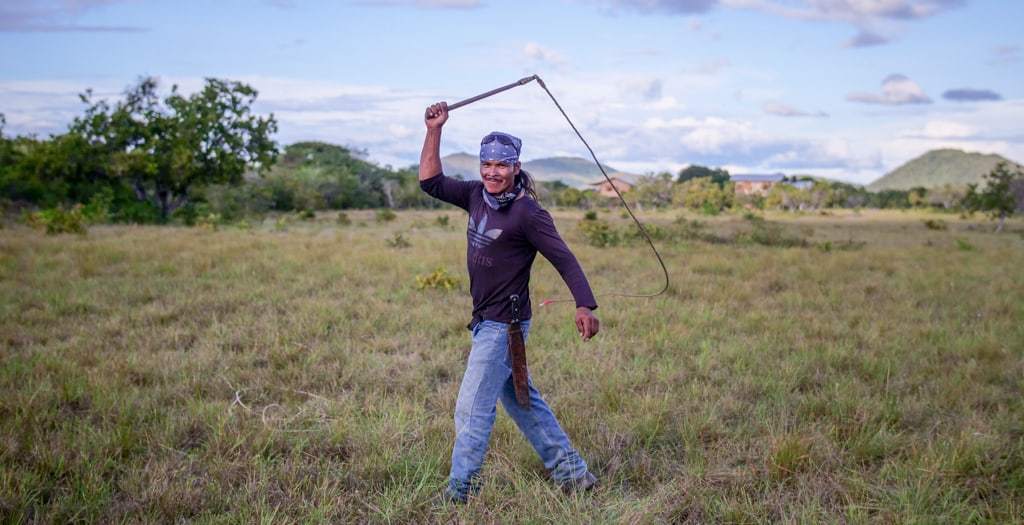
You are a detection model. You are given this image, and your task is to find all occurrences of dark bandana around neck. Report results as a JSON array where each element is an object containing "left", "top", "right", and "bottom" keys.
[{"left": 483, "top": 178, "right": 523, "bottom": 210}]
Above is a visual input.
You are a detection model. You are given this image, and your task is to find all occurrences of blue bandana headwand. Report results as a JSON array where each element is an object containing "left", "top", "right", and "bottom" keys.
[{"left": 480, "top": 131, "right": 523, "bottom": 210}]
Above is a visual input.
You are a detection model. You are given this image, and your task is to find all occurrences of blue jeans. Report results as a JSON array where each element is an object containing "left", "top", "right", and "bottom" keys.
[{"left": 446, "top": 319, "right": 590, "bottom": 501}]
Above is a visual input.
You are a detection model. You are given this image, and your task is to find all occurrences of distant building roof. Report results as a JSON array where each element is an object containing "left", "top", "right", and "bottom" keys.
[{"left": 731, "top": 173, "right": 785, "bottom": 183}]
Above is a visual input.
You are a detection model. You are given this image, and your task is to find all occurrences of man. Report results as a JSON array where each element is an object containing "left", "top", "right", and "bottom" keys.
[{"left": 419, "top": 101, "right": 600, "bottom": 503}]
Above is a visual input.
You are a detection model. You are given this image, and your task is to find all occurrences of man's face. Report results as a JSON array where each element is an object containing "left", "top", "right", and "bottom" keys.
[{"left": 480, "top": 160, "right": 520, "bottom": 194}]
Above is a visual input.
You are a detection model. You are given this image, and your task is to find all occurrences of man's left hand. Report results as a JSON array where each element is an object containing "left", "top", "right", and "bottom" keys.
[{"left": 575, "top": 307, "right": 600, "bottom": 341}]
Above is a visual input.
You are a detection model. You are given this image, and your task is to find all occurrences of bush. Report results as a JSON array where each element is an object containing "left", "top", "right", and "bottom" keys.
[
  {"left": 336, "top": 212, "right": 351, "bottom": 225},
  {"left": 195, "top": 213, "right": 222, "bottom": 231},
  {"left": 955, "top": 238, "right": 975, "bottom": 251},
  {"left": 435, "top": 215, "right": 450, "bottom": 228},
  {"left": 577, "top": 219, "right": 620, "bottom": 247},
  {"left": 274, "top": 215, "right": 292, "bottom": 231},
  {"left": 672, "top": 217, "right": 722, "bottom": 243},
  {"left": 623, "top": 223, "right": 673, "bottom": 242},
  {"left": 298, "top": 209, "right": 316, "bottom": 221},
  {"left": 416, "top": 267, "right": 461, "bottom": 290},
  {"left": 386, "top": 232, "right": 410, "bottom": 248},
  {"left": 701, "top": 201, "right": 720, "bottom": 216},
  {"left": 736, "top": 215, "right": 808, "bottom": 248},
  {"left": 82, "top": 187, "right": 113, "bottom": 224},
  {"left": 376, "top": 209, "right": 396, "bottom": 223},
  {"left": 583, "top": 210, "right": 598, "bottom": 221},
  {"left": 816, "top": 239, "right": 865, "bottom": 252},
  {"left": 26, "top": 205, "right": 88, "bottom": 235},
  {"left": 923, "top": 219, "right": 948, "bottom": 231}
]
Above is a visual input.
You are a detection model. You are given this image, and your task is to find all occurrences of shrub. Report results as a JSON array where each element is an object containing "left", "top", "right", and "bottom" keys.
[
  {"left": 577, "top": 219, "right": 619, "bottom": 247},
  {"left": 672, "top": 217, "right": 724, "bottom": 243},
  {"left": 298, "top": 209, "right": 316, "bottom": 221},
  {"left": 955, "top": 238, "right": 975, "bottom": 251},
  {"left": 435, "top": 215, "right": 450, "bottom": 228},
  {"left": 82, "top": 187, "right": 113, "bottom": 224},
  {"left": 336, "top": 212, "right": 351, "bottom": 225},
  {"left": 386, "top": 232, "right": 410, "bottom": 248},
  {"left": 816, "top": 239, "right": 865, "bottom": 252},
  {"left": 27, "top": 205, "right": 88, "bottom": 235},
  {"left": 701, "top": 201, "right": 720, "bottom": 216},
  {"left": 196, "top": 213, "right": 222, "bottom": 231},
  {"left": 923, "top": 219, "right": 948, "bottom": 231},
  {"left": 769, "top": 436, "right": 811, "bottom": 480},
  {"left": 623, "top": 223, "right": 672, "bottom": 242},
  {"left": 376, "top": 209, "right": 397, "bottom": 223},
  {"left": 416, "top": 267, "right": 461, "bottom": 290},
  {"left": 583, "top": 210, "right": 598, "bottom": 221},
  {"left": 736, "top": 216, "right": 808, "bottom": 248}
]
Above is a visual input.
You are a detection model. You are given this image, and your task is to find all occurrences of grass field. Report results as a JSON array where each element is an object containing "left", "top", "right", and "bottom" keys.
[{"left": 1, "top": 208, "right": 1022, "bottom": 523}]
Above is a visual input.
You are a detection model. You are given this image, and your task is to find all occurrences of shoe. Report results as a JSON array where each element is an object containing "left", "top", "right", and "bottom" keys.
[
  {"left": 558, "top": 472, "right": 598, "bottom": 494},
  {"left": 440, "top": 486, "right": 468, "bottom": 505}
]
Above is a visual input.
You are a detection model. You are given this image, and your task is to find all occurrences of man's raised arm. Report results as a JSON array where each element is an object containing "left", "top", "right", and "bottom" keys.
[{"left": 419, "top": 102, "right": 448, "bottom": 182}]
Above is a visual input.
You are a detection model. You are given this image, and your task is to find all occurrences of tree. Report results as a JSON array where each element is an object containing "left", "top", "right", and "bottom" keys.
[
  {"left": 765, "top": 183, "right": 801, "bottom": 211},
  {"left": 674, "top": 176, "right": 734, "bottom": 212},
  {"left": 867, "top": 189, "right": 910, "bottom": 209},
  {"left": 73, "top": 77, "right": 278, "bottom": 220},
  {"left": 925, "top": 184, "right": 967, "bottom": 210},
  {"left": 908, "top": 186, "right": 928, "bottom": 208},
  {"left": 555, "top": 187, "right": 589, "bottom": 208},
  {"left": 677, "top": 164, "right": 730, "bottom": 186},
  {"left": 631, "top": 172, "right": 675, "bottom": 208},
  {"left": 964, "top": 162, "right": 1023, "bottom": 232}
]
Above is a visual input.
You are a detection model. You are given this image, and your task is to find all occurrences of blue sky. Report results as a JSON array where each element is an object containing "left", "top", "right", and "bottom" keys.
[{"left": 1, "top": 0, "right": 1021, "bottom": 184}]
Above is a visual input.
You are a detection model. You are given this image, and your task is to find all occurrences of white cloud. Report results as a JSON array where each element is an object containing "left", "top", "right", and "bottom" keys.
[
  {"left": 844, "top": 29, "right": 890, "bottom": 47},
  {"left": 0, "top": 0, "right": 146, "bottom": 32},
  {"left": 354, "top": 0, "right": 482, "bottom": 9},
  {"left": 722, "top": 0, "right": 963, "bottom": 22},
  {"left": 604, "top": 0, "right": 967, "bottom": 45},
  {"left": 584, "top": 0, "right": 718, "bottom": 15},
  {"left": 523, "top": 42, "right": 567, "bottom": 66},
  {"left": 388, "top": 123, "right": 414, "bottom": 139},
  {"left": 762, "top": 101, "right": 828, "bottom": 118},
  {"left": 904, "top": 120, "right": 976, "bottom": 139},
  {"left": 643, "top": 115, "right": 765, "bottom": 154},
  {"left": 990, "top": 45, "right": 1021, "bottom": 66},
  {"left": 847, "top": 74, "right": 931, "bottom": 105}
]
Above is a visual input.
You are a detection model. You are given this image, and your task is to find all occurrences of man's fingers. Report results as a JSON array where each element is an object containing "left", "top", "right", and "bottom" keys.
[{"left": 581, "top": 318, "right": 593, "bottom": 341}]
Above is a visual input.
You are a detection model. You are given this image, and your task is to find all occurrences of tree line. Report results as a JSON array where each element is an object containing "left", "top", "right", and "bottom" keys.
[
  {"left": 2, "top": 77, "right": 1022, "bottom": 230},
  {"left": 615, "top": 164, "right": 1022, "bottom": 225}
]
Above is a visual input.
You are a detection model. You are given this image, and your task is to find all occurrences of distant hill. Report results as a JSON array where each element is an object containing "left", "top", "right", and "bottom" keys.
[
  {"left": 868, "top": 149, "right": 1022, "bottom": 191},
  {"left": 441, "top": 153, "right": 638, "bottom": 188}
]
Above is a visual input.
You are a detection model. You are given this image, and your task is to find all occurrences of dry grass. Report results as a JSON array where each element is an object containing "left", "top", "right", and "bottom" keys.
[{"left": 1, "top": 208, "right": 1022, "bottom": 523}]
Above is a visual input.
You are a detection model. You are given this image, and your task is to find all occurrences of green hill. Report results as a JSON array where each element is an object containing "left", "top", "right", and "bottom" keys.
[
  {"left": 441, "top": 153, "right": 637, "bottom": 188},
  {"left": 868, "top": 149, "right": 1021, "bottom": 191}
]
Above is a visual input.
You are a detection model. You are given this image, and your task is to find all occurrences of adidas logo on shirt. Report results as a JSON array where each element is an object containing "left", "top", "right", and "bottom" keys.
[{"left": 468, "top": 213, "right": 502, "bottom": 249}]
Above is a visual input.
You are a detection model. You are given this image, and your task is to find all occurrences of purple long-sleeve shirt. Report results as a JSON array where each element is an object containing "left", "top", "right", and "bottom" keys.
[{"left": 420, "top": 173, "right": 598, "bottom": 324}]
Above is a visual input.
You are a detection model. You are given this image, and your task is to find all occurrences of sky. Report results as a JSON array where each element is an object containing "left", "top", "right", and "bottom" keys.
[{"left": 1, "top": 0, "right": 1022, "bottom": 185}]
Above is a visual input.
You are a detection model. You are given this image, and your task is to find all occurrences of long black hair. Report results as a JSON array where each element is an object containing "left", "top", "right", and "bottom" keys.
[{"left": 517, "top": 169, "right": 538, "bottom": 201}]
